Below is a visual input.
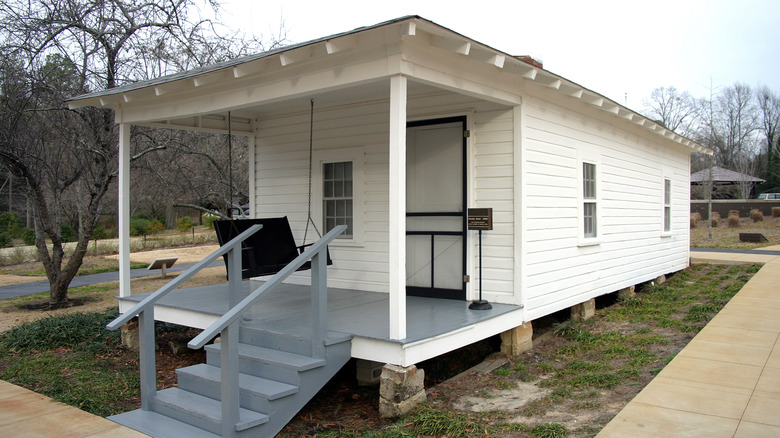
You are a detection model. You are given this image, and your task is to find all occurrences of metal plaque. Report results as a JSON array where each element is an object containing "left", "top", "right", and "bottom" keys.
[{"left": 467, "top": 208, "right": 493, "bottom": 230}]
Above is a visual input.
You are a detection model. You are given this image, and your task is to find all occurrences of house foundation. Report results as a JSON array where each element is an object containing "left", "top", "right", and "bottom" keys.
[
  {"left": 121, "top": 318, "right": 140, "bottom": 350},
  {"left": 571, "top": 298, "right": 596, "bottom": 321},
  {"left": 356, "top": 359, "right": 384, "bottom": 386},
  {"left": 500, "top": 322, "right": 533, "bottom": 355},
  {"left": 618, "top": 285, "right": 636, "bottom": 300},
  {"left": 379, "top": 364, "right": 426, "bottom": 418}
]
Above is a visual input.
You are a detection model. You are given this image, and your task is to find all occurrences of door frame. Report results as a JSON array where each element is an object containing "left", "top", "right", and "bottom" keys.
[{"left": 405, "top": 115, "right": 468, "bottom": 300}]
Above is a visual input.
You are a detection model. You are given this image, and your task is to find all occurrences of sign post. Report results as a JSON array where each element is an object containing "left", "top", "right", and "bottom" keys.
[{"left": 467, "top": 208, "right": 492, "bottom": 310}]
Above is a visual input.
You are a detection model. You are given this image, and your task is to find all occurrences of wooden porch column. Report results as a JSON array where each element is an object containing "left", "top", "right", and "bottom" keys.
[
  {"left": 389, "top": 75, "right": 407, "bottom": 340},
  {"left": 118, "top": 122, "right": 131, "bottom": 298}
]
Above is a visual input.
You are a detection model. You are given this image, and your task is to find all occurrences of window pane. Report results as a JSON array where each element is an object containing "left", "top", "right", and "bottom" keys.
[
  {"left": 325, "top": 200, "right": 335, "bottom": 216},
  {"left": 334, "top": 180, "right": 343, "bottom": 197},
  {"left": 336, "top": 199, "right": 346, "bottom": 216},
  {"left": 584, "top": 202, "right": 597, "bottom": 238},
  {"left": 334, "top": 162, "right": 343, "bottom": 180},
  {"left": 324, "top": 163, "right": 334, "bottom": 180},
  {"left": 664, "top": 207, "right": 671, "bottom": 232},
  {"left": 345, "top": 180, "right": 353, "bottom": 197},
  {"left": 324, "top": 181, "right": 333, "bottom": 197},
  {"left": 664, "top": 179, "right": 671, "bottom": 205},
  {"left": 583, "top": 163, "right": 596, "bottom": 199}
]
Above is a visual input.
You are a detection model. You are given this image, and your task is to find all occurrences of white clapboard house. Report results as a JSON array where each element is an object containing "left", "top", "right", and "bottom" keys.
[{"left": 68, "top": 16, "right": 706, "bottom": 438}]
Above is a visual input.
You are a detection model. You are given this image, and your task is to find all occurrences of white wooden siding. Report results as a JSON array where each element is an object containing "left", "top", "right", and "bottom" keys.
[
  {"left": 255, "top": 90, "right": 516, "bottom": 299},
  {"left": 520, "top": 91, "right": 691, "bottom": 320}
]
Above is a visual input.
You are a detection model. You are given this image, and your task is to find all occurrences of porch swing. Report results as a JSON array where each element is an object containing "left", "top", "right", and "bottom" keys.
[{"left": 215, "top": 100, "right": 332, "bottom": 279}]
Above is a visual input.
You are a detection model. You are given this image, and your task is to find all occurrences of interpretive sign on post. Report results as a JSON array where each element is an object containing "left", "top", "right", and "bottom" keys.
[
  {"left": 468, "top": 208, "right": 492, "bottom": 310},
  {"left": 148, "top": 257, "right": 178, "bottom": 278},
  {"left": 467, "top": 208, "right": 493, "bottom": 230}
]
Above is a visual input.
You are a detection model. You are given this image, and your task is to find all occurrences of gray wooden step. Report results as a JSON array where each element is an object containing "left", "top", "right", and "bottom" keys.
[
  {"left": 205, "top": 342, "right": 326, "bottom": 384},
  {"left": 239, "top": 325, "right": 352, "bottom": 355},
  {"left": 108, "top": 409, "right": 219, "bottom": 438},
  {"left": 151, "top": 387, "right": 268, "bottom": 435},
  {"left": 177, "top": 363, "right": 298, "bottom": 412}
]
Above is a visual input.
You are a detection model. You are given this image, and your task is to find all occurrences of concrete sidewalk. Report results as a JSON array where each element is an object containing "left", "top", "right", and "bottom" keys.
[
  {"left": 598, "top": 249, "right": 780, "bottom": 437},
  {"left": 0, "top": 380, "right": 147, "bottom": 437}
]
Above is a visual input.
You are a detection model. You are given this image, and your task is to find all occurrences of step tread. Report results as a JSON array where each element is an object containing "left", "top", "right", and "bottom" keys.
[
  {"left": 206, "top": 342, "right": 326, "bottom": 371},
  {"left": 177, "top": 363, "right": 299, "bottom": 400},
  {"left": 240, "top": 325, "right": 353, "bottom": 346},
  {"left": 154, "top": 388, "right": 268, "bottom": 431},
  {"left": 108, "top": 409, "right": 220, "bottom": 438}
]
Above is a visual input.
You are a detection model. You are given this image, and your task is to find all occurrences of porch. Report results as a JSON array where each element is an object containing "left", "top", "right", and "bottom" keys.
[{"left": 119, "top": 281, "right": 524, "bottom": 366}]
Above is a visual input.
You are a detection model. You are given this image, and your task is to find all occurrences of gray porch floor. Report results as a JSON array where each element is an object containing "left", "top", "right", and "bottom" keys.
[{"left": 122, "top": 281, "right": 521, "bottom": 344}]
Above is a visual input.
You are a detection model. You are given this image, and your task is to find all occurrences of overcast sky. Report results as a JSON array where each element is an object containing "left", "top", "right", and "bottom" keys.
[{"left": 219, "top": 0, "right": 780, "bottom": 112}]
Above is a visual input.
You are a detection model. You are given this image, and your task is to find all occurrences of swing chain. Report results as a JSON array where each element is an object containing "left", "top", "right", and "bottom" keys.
[{"left": 303, "top": 98, "right": 322, "bottom": 245}]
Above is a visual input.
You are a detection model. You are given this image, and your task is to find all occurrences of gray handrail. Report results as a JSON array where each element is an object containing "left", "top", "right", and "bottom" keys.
[
  {"left": 189, "top": 225, "right": 347, "bottom": 349},
  {"left": 106, "top": 224, "right": 263, "bottom": 331}
]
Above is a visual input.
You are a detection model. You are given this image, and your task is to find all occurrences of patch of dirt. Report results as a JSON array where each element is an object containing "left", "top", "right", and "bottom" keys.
[
  {"left": 0, "top": 265, "right": 227, "bottom": 333},
  {"left": 0, "top": 275, "right": 44, "bottom": 287},
  {"left": 104, "top": 245, "right": 220, "bottom": 264}
]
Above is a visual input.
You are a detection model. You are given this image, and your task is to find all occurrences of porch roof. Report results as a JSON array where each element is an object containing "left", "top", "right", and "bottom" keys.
[{"left": 67, "top": 15, "right": 707, "bottom": 153}]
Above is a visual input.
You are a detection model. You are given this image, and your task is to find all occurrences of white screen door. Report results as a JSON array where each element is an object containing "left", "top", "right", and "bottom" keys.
[{"left": 406, "top": 117, "right": 466, "bottom": 300}]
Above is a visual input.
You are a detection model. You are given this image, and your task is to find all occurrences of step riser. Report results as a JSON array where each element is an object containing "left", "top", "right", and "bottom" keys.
[
  {"left": 239, "top": 328, "right": 312, "bottom": 356},
  {"left": 176, "top": 372, "right": 273, "bottom": 413},
  {"left": 151, "top": 398, "right": 222, "bottom": 436},
  {"left": 206, "top": 348, "right": 302, "bottom": 385}
]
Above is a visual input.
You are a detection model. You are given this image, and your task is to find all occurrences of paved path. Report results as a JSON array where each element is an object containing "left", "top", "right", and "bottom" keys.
[
  {"left": 598, "top": 249, "right": 780, "bottom": 437},
  {"left": 0, "top": 260, "right": 223, "bottom": 300},
  {"left": 0, "top": 380, "right": 148, "bottom": 437}
]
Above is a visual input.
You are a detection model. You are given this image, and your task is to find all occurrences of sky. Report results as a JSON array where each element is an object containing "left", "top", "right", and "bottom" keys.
[{"left": 218, "top": 0, "right": 780, "bottom": 112}]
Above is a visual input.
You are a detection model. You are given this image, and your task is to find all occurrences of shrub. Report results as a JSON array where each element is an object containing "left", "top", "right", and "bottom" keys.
[
  {"left": 60, "top": 224, "right": 77, "bottom": 242},
  {"left": 711, "top": 212, "right": 721, "bottom": 221},
  {"left": 750, "top": 209, "right": 764, "bottom": 222},
  {"left": 176, "top": 216, "right": 193, "bottom": 233},
  {"left": 728, "top": 209, "right": 740, "bottom": 218},
  {"left": 773, "top": 207, "right": 780, "bottom": 218},
  {"left": 691, "top": 212, "right": 702, "bottom": 222},
  {"left": 0, "top": 212, "right": 23, "bottom": 238},
  {"left": 202, "top": 213, "right": 219, "bottom": 230},
  {"left": 0, "top": 231, "right": 11, "bottom": 248},
  {"left": 22, "top": 228, "right": 35, "bottom": 246},
  {"left": 146, "top": 220, "right": 164, "bottom": 235},
  {"left": 129, "top": 217, "right": 151, "bottom": 236},
  {"left": 91, "top": 225, "right": 108, "bottom": 240},
  {"left": 711, "top": 216, "right": 720, "bottom": 227},
  {"left": 727, "top": 215, "right": 740, "bottom": 228}
]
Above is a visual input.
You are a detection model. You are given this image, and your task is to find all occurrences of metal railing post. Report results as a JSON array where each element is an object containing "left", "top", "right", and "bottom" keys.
[
  {"left": 228, "top": 246, "right": 242, "bottom": 309},
  {"left": 138, "top": 308, "right": 156, "bottom": 410},
  {"left": 310, "top": 250, "right": 327, "bottom": 358},
  {"left": 220, "top": 322, "right": 240, "bottom": 438}
]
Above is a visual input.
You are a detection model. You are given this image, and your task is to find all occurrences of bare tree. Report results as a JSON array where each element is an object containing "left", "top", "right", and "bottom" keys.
[
  {"left": 697, "top": 83, "right": 761, "bottom": 172},
  {"left": 0, "top": 0, "right": 268, "bottom": 307},
  {"left": 643, "top": 86, "right": 699, "bottom": 137},
  {"left": 757, "top": 87, "right": 780, "bottom": 189}
]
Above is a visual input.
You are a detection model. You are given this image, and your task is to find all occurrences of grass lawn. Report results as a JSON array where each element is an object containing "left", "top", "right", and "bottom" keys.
[
  {"left": 274, "top": 263, "right": 758, "bottom": 437},
  {"left": 0, "top": 262, "right": 753, "bottom": 437},
  {"left": 690, "top": 215, "right": 780, "bottom": 248}
]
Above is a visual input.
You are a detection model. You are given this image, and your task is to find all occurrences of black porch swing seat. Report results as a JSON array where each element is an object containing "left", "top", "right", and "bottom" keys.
[{"left": 214, "top": 217, "right": 332, "bottom": 279}]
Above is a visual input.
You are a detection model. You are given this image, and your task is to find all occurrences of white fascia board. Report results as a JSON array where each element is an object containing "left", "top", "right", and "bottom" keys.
[
  {"left": 430, "top": 34, "right": 471, "bottom": 55},
  {"left": 325, "top": 34, "right": 359, "bottom": 54},
  {"left": 117, "top": 55, "right": 394, "bottom": 124},
  {"left": 350, "top": 308, "right": 525, "bottom": 366},
  {"left": 401, "top": 43, "right": 522, "bottom": 106}
]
